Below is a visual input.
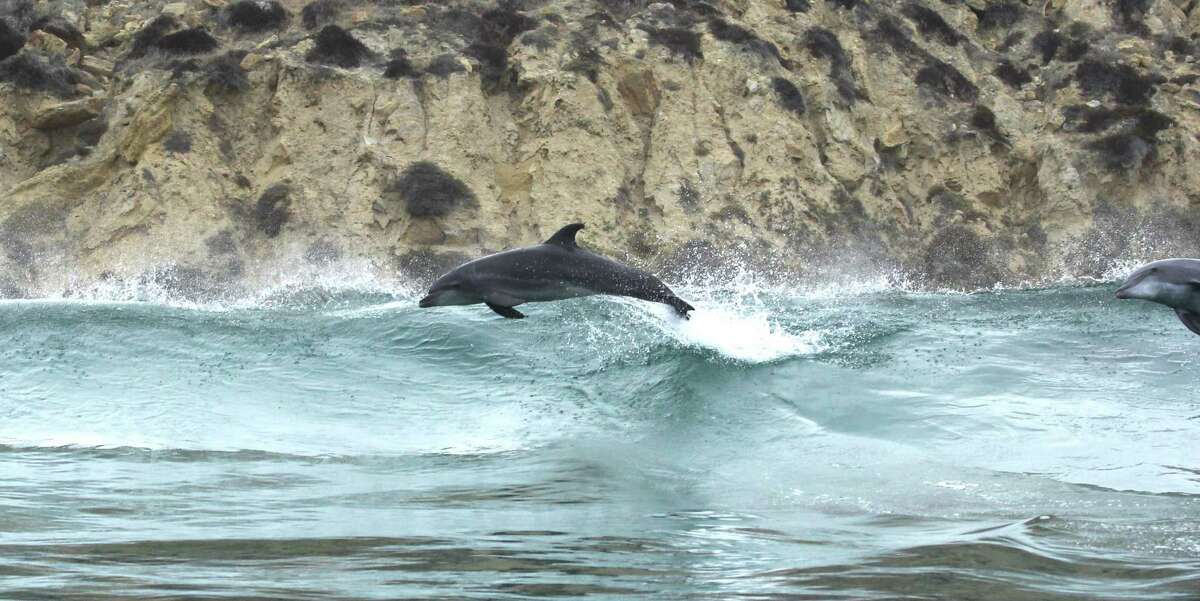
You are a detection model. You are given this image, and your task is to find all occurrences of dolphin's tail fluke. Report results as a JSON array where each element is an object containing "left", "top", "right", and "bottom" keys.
[{"left": 666, "top": 296, "right": 694, "bottom": 319}]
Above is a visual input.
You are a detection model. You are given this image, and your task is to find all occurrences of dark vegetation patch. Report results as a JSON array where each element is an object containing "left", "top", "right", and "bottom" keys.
[
  {"left": 255, "top": 183, "right": 291, "bottom": 237},
  {"left": 463, "top": 42, "right": 508, "bottom": 89},
  {"left": 707, "top": 17, "right": 782, "bottom": 63},
  {"left": 155, "top": 28, "right": 220, "bottom": 55},
  {"left": 927, "top": 184, "right": 984, "bottom": 223},
  {"left": 969, "top": 106, "right": 1006, "bottom": 143},
  {"left": 478, "top": 6, "right": 537, "bottom": 46},
  {"left": 130, "top": 15, "right": 179, "bottom": 58},
  {"left": 998, "top": 31, "right": 1024, "bottom": 52},
  {"left": 1031, "top": 30, "right": 1062, "bottom": 64},
  {"left": 1161, "top": 35, "right": 1196, "bottom": 58},
  {"left": 163, "top": 129, "right": 192, "bottom": 154},
  {"left": 642, "top": 26, "right": 703, "bottom": 62},
  {"left": 0, "top": 0, "right": 35, "bottom": 29},
  {"left": 666, "top": 0, "right": 721, "bottom": 17},
  {"left": 1061, "top": 36, "right": 1090, "bottom": 61},
  {"left": 784, "top": 0, "right": 811, "bottom": 12},
  {"left": 305, "top": 25, "right": 369, "bottom": 68},
  {"left": 804, "top": 27, "right": 859, "bottom": 103},
  {"left": 1075, "top": 59, "right": 1158, "bottom": 105},
  {"left": 677, "top": 178, "right": 700, "bottom": 213},
  {"left": 564, "top": 33, "right": 604, "bottom": 82},
  {"left": 874, "top": 15, "right": 922, "bottom": 57},
  {"left": 382, "top": 50, "right": 416, "bottom": 79},
  {"left": 29, "top": 16, "right": 83, "bottom": 47},
  {"left": 226, "top": 0, "right": 288, "bottom": 33},
  {"left": 1088, "top": 134, "right": 1152, "bottom": 171},
  {"left": 994, "top": 60, "right": 1031, "bottom": 88},
  {"left": 387, "top": 161, "right": 477, "bottom": 218},
  {"left": 76, "top": 116, "right": 107, "bottom": 147},
  {"left": 1060, "top": 104, "right": 1173, "bottom": 172},
  {"left": 0, "top": 50, "right": 78, "bottom": 96},
  {"left": 830, "top": 0, "right": 858, "bottom": 9},
  {"left": 162, "top": 128, "right": 192, "bottom": 153},
  {"left": 425, "top": 52, "right": 465, "bottom": 77},
  {"left": 1112, "top": 0, "right": 1151, "bottom": 34},
  {"left": 301, "top": 0, "right": 340, "bottom": 30},
  {"left": 915, "top": 59, "right": 978, "bottom": 101},
  {"left": 902, "top": 3, "right": 962, "bottom": 46},
  {"left": 972, "top": 2, "right": 1021, "bottom": 30},
  {"left": 771, "top": 77, "right": 805, "bottom": 116},
  {"left": 520, "top": 29, "right": 554, "bottom": 50},
  {"left": 922, "top": 225, "right": 1001, "bottom": 289},
  {"left": 0, "top": 18, "right": 25, "bottom": 61},
  {"left": 1061, "top": 104, "right": 1173, "bottom": 136},
  {"left": 205, "top": 50, "right": 248, "bottom": 93}
]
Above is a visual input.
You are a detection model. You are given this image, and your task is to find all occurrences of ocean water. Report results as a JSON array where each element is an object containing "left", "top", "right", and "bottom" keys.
[{"left": 1, "top": 275, "right": 1198, "bottom": 600}]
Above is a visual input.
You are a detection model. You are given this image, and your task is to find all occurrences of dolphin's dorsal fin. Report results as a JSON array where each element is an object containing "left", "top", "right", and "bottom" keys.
[{"left": 545, "top": 223, "right": 585, "bottom": 248}]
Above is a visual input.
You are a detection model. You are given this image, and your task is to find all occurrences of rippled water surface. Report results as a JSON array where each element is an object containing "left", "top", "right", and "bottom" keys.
[{"left": 1, "top": 281, "right": 1198, "bottom": 600}]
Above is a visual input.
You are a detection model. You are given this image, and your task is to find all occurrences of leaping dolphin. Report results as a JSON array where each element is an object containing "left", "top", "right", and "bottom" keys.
[
  {"left": 1115, "top": 258, "right": 1200, "bottom": 335},
  {"left": 418, "top": 223, "right": 694, "bottom": 319}
]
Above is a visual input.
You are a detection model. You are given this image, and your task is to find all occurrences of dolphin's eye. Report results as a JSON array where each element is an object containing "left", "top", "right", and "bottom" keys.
[{"left": 1150, "top": 268, "right": 1158, "bottom": 273}]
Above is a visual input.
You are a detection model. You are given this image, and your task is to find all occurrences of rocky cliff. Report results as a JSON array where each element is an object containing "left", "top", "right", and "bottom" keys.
[{"left": 1, "top": 0, "right": 1199, "bottom": 298}]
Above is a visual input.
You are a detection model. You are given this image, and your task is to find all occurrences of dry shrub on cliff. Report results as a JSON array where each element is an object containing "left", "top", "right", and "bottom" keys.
[
  {"left": 1112, "top": 0, "right": 1151, "bottom": 34},
  {"left": 1061, "top": 105, "right": 1173, "bottom": 135},
  {"left": 206, "top": 50, "right": 249, "bottom": 93},
  {"left": 388, "top": 162, "right": 477, "bottom": 218},
  {"left": 873, "top": 15, "right": 922, "bottom": 58},
  {"left": 464, "top": 43, "right": 509, "bottom": 89},
  {"left": 0, "top": 18, "right": 25, "bottom": 61},
  {"left": 994, "top": 60, "right": 1031, "bottom": 88},
  {"left": 973, "top": 2, "right": 1021, "bottom": 30},
  {"left": 155, "top": 28, "right": 220, "bottom": 55},
  {"left": 969, "top": 106, "right": 1006, "bottom": 144},
  {"left": 76, "top": 116, "right": 107, "bottom": 148},
  {"left": 301, "top": 0, "right": 340, "bottom": 30},
  {"left": 255, "top": 184, "right": 291, "bottom": 237},
  {"left": 707, "top": 17, "right": 783, "bottom": 64},
  {"left": 382, "top": 50, "right": 416, "bottom": 79},
  {"left": 784, "top": 0, "right": 810, "bottom": 12},
  {"left": 306, "top": 25, "right": 370, "bottom": 68},
  {"left": 226, "top": 0, "right": 289, "bottom": 33},
  {"left": 922, "top": 225, "right": 1001, "bottom": 289},
  {"left": 915, "top": 59, "right": 978, "bottom": 102},
  {"left": 902, "top": 3, "right": 962, "bottom": 47},
  {"left": 1061, "top": 104, "right": 1173, "bottom": 172},
  {"left": 163, "top": 130, "right": 192, "bottom": 154},
  {"left": 130, "top": 15, "right": 179, "bottom": 58},
  {"left": 0, "top": 50, "right": 78, "bottom": 96},
  {"left": 393, "top": 169, "right": 467, "bottom": 217},
  {"left": 1075, "top": 59, "right": 1158, "bottom": 106},
  {"left": 805, "top": 27, "right": 859, "bottom": 103},
  {"left": 564, "top": 33, "right": 604, "bottom": 82},
  {"left": 1030, "top": 30, "right": 1062, "bottom": 64},
  {"left": 479, "top": 6, "right": 537, "bottom": 46},
  {"left": 425, "top": 53, "right": 465, "bottom": 77},
  {"left": 771, "top": 77, "right": 805, "bottom": 116},
  {"left": 642, "top": 26, "right": 703, "bottom": 62}
]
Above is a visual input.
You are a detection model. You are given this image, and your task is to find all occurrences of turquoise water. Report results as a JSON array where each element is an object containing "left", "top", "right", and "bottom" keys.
[{"left": 1, "top": 280, "right": 1198, "bottom": 599}]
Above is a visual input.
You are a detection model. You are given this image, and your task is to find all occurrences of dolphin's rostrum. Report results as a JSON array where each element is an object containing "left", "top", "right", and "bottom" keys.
[
  {"left": 419, "top": 223, "right": 695, "bottom": 319},
  {"left": 1115, "top": 258, "right": 1200, "bottom": 335}
]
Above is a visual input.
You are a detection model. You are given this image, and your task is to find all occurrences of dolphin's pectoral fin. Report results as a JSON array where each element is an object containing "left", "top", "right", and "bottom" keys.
[
  {"left": 1175, "top": 309, "right": 1200, "bottom": 336},
  {"left": 487, "top": 303, "right": 526, "bottom": 319}
]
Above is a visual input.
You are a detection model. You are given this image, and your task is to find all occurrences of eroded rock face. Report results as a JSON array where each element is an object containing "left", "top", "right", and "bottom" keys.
[{"left": 1, "top": 0, "right": 1199, "bottom": 297}]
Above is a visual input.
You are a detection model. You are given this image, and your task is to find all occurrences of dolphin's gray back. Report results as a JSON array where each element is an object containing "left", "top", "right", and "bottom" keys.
[{"left": 458, "top": 244, "right": 676, "bottom": 304}]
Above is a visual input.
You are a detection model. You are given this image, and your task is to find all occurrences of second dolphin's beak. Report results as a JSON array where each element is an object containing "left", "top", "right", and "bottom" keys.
[
  {"left": 418, "top": 293, "right": 437, "bottom": 308},
  {"left": 1114, "top": 285, "right": 1132, "bottom": 299}
]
